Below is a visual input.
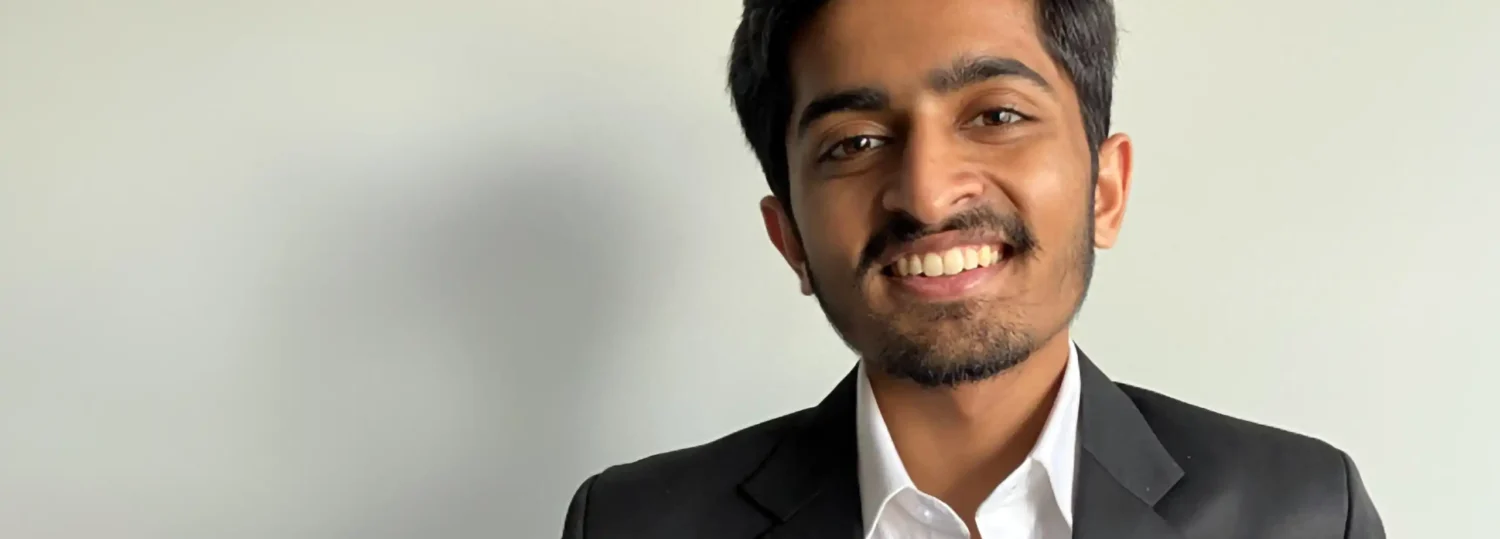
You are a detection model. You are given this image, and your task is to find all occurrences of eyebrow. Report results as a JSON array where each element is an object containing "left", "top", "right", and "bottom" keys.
[
  {"left": 793, "top": 55, "right": 1051, "bottom": 140},
  {"left": 928, "top": 55, "right": 1052, "bottom": 95},
  {"left": 794, "top": 87, "right": 889, "bottom": 139}
]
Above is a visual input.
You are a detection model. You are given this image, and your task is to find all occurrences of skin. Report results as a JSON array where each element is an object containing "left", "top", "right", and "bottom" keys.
[{"left": 755, "top": 0, "right": 1134, "bottom": 534}]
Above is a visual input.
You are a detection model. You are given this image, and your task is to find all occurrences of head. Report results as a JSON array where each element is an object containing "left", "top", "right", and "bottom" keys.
[{"left": 729, "top": 0, "right": 1133, "bottom": 387}]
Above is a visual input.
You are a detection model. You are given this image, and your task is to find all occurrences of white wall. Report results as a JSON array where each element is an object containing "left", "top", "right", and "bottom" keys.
[{"left": 0, "top": 1, "right": 1494, "bottom": 537}]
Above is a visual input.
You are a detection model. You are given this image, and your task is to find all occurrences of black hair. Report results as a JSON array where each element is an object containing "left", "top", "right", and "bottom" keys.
[{"left": 727, "top": 0, "right": 1118, "bottom": 205}]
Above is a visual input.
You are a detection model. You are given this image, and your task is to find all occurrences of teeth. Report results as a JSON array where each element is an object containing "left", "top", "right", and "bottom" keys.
[
  {"left": 942, "top": 249, "right": 966, "bottom": 274},
  {"left": 892, "top": 245, "right": 1003, "bottom": 277},
  {"left": 922, "top": 253, "right": 943, "bottom": 277}
]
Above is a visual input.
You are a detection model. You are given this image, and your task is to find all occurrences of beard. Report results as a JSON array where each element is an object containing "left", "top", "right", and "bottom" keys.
[
  {"left": 805, "top": 202, "right": 1095, "bottom": 388},
  {"left": 857, "top": 296, "right": 1038, "bottom": 388}
]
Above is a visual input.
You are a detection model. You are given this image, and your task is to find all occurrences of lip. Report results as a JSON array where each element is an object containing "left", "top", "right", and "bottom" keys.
[{"left": 873, "top": 230, "right": 1009, "bottom": 269}]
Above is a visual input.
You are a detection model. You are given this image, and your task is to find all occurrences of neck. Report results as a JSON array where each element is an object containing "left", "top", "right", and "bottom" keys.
[{"left": 866, "top": 331, "right": 1072, "bottom": 521}]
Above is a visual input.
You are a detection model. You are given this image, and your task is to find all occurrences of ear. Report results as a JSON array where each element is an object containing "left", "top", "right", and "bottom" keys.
[
  {"left": 1092, "top": 133, "right": 1134, "bottom": 249},
  {"left": 759, "top": 195, "right": 814, "bottom": 296}
]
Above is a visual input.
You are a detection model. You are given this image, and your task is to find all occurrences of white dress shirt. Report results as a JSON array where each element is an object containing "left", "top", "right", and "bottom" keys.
[{"left": 856, "top": 343, "right": 1081, "bottom": 539}]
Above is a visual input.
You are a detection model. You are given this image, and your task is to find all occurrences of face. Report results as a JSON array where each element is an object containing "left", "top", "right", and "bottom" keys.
[{"left": 759, "top": 0, "right": 1133, "bottom": 387}]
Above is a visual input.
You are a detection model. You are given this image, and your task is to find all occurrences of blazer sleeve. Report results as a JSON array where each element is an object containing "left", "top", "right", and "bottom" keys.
[
  {"left": 1342, "top": 452, "right": 1385, "bottom": 539},
  {"left": 562, "top": 473, "right": 599, "bottom": 539}
]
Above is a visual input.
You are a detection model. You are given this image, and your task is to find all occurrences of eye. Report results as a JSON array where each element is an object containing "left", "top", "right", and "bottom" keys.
[
  {"left": 819, "top": 135, "right": 888, "bottom": 162},
  {"left": 965, "top": 108, "right": 1027, "bottom": 127}
]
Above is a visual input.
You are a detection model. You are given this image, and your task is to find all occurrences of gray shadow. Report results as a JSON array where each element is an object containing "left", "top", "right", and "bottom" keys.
[
  {"left": 255, "top": 149, "right": 649, "bottom": 539},
  {"left": 378, "top": 160, "right": 640, "bottom": 539}
]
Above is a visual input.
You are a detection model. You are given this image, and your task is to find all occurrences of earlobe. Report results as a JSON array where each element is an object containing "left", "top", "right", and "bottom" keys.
[{"left": 1092, "top": 133, "right": 1134, "bottom": 249}]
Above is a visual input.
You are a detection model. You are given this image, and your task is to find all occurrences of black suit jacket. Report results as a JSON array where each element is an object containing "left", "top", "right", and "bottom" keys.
[{"left": 562, "top": 350, "right": 1384, "bottom": 538}]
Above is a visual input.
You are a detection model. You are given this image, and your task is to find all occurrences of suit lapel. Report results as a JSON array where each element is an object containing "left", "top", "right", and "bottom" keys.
[
  {"left": 740, "top": 367, "right": 863, "bottom": 539},
  {"left": 737, "top": 350, "right": 1188, "bottom": 539},
  {"left": 1074, "top": 452, "right": 1185, "bottom": 539},
  {"left": 754, "top": 477, "right": 862, "bottom": 539},
  {"left": 1072, "top": 350, "right": 1186, "bottom": 539}
]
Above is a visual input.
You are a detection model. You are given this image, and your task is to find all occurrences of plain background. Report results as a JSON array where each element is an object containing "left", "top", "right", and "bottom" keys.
[{"left": 2, "top": 1, "right": 1496, "bottom": 537}]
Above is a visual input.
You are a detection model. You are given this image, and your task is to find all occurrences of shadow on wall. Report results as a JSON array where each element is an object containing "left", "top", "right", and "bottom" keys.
[{"left": 256, "top": 144, "right": 651, "bottom": 539}]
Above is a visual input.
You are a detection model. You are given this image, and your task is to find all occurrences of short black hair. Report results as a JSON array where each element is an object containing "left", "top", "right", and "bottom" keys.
[{"left": 728, "top": 0, "right": 1118, "bottom": 204}]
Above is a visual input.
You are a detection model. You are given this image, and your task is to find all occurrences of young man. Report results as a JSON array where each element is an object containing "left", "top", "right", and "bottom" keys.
[{"left": 562, "top": 0, "right": 1384, "bottom": 537}]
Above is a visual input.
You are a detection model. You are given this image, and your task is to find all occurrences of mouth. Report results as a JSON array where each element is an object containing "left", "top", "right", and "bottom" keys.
[
  {"left": 879, "top": 242, "right": 1015, "bottom": 300},
  {"left": 883, "top": 243, "right": 1007, "bottom": 277}
]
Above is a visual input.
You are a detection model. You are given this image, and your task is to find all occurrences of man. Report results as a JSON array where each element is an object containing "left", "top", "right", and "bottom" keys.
[{"left": 562, "top": 0, "right": 1384, "bottom": 537}]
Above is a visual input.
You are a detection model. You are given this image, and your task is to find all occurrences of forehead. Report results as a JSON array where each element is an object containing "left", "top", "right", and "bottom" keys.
[{"left": 789, "top": 0, "right": 1060, "bottom": 99}]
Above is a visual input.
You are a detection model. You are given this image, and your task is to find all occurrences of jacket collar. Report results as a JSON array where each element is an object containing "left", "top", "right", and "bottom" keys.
[
  {"left": 738, "top": 367, "right": 862, "bottom": 538},
  {"left": 855, "top": 343, "right": 1083, "bottom": 530},
  {"left": 738, "top": 346, "right": 1186, "bottom": 539},
  {"left": 1072, "top": 348, "right": 1185, "bottom": 538}
]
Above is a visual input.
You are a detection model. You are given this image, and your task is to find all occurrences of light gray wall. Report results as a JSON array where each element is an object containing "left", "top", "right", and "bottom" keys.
[{"left": 1, "top": 1, "right": 1494, "bottom": 537}]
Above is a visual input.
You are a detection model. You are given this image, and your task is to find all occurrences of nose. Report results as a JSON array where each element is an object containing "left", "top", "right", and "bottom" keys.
[{"left": 880, "top": 124, "right": 986, "bottom": 226}]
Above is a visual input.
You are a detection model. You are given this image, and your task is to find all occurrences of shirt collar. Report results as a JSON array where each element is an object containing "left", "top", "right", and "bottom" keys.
[{"left": 855, "top": 342, "right": 1082, "bottom": 530}]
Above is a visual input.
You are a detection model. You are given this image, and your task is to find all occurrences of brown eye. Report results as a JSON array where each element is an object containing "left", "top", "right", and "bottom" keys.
[
  {"left": 820, "top": 135, "right": 887, "bottom": 162},
  {"left": 966, "top": 108, "right": 1026, "bottom": 127}
]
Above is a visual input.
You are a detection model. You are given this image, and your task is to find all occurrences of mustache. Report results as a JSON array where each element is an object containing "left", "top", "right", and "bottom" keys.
[{"left": 857, "top": 207, "right": 1038, "bottom": 274}]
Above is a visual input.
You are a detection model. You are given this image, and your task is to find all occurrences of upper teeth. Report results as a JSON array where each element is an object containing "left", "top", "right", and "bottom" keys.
[{"left": 893, "top": 245, "right": 1001, "bottom": 277}]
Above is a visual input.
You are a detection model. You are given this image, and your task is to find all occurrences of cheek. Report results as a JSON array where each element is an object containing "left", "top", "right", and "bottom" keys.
[
  {"left": 987, "top": 133, "right": 1089, "bottom": 217},
  {"left": 1021, "top": 175, "right": 1087, "bottom": 240},
  {"left": 1014, "top": 163, "right": 1094, "bottom": 296},
  {"left": 984, "top": 139, "right": 1092, "bottom": 272},
  {"left": 794, "top": 185, "right": 882, "bottom": 275},
  {"left": 986, "top": 137, "right": 1081, "bottom": 206}
]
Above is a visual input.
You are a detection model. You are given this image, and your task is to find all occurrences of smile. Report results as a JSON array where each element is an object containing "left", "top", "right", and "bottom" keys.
[
  {"left": 880, "top": 240, "right": 1014, "bottom": 301},
  {"left": 887, "top": 244, "right": 1003, "bottom": 277}
]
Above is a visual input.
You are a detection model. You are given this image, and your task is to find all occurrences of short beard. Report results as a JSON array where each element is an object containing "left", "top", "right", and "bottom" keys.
[
  {"left": 809, "top": 261, "right": 1042, "bottom": 389},
  {"left": 866, "top": 300, "right": 1037, "bottom": 388}
]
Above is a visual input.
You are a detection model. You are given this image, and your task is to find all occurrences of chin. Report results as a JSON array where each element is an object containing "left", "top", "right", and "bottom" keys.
[
  {"left": 860, "top": 313, "right": 1039, "bottom": 387},
  {"left": 866, "top": 342, "right": 1032, "bottom": 388}
]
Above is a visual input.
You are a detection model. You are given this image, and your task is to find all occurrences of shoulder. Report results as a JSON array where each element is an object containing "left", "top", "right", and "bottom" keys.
[
  {"left": 593, "top": 406, "right": 810, "bottom": 494},
  {"left": 563, "top": 407, "right": 812, "bottom": 536},
  {"left": 1120, "top": 384, "right": 1378, "bottom": 536},
  {"left": 1120, "top": 383, "right": 1347, "bottom": 465}
]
